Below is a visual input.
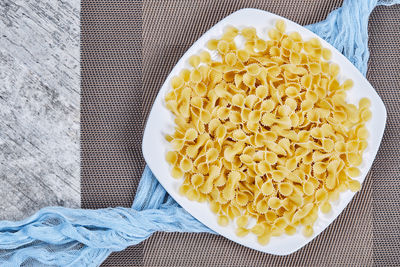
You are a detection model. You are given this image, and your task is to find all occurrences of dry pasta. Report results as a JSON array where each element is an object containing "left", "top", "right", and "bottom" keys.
[{"left": 164, "top": 19, "right": 371, "bottom": 245}]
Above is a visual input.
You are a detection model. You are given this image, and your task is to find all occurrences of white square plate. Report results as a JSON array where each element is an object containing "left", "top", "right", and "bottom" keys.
[{"left": 142, "top": 8, "right": 386, "bottom": 255}]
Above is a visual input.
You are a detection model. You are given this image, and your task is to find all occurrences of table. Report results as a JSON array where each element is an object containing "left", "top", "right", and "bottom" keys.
[{"left": 0, "top": 0, "right": 80, "bottom": 220}]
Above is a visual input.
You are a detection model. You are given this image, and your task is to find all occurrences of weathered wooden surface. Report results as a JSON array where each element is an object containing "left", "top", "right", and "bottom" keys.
[{"left": 0, "top": 0, "right": 80, "bottom": 220}]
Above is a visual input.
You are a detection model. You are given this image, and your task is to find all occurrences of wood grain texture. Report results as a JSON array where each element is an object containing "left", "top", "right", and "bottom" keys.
[{"left": 0, "top": 0, "right": 80, "bottom": 220}]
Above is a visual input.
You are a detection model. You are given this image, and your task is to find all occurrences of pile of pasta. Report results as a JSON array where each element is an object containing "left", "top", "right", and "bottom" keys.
[{"left": 164, "top": 19, "right": 371, "bottom": 245}]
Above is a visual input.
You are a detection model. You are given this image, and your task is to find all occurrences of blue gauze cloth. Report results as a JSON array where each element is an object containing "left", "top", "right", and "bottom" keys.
[{"left": 0, "top": 0, "right": 399, "bottom": 266}]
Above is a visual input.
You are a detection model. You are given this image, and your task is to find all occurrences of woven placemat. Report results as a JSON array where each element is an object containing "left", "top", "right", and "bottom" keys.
[
  {"left": 81, "top": 1, "right": 400, "bottom": 266},
  {"left": 368, "top": 5, "right": 400, "bottom": 266},
  {"left": 81, "top": 1, "right": 144, "bottom": 264}
]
